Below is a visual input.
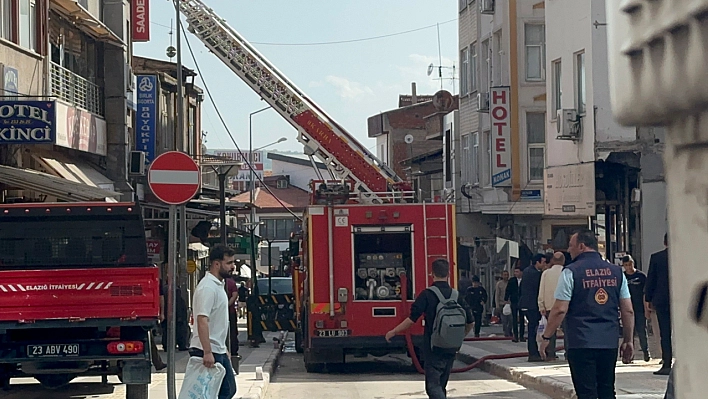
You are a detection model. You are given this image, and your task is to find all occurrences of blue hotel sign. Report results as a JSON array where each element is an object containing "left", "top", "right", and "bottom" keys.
[
  {"left": 0, "top": 101, "right": 56, "bottom": 144},
  {"left": 136, "top": 75, "right": 157, "bottom": 163}
]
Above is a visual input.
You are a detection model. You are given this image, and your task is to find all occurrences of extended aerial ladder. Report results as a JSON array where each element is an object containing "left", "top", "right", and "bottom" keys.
[{"left": 178, "top": 0, "right": 411, "bottom": 201}]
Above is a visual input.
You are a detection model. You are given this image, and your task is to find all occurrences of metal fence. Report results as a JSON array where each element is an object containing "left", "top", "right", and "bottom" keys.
[{"left": 50, "top": 62, "right": 104, "bottom": 116}]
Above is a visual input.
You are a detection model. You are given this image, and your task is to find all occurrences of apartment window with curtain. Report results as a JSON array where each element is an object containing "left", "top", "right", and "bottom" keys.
[
  {"left": 576, "top": 52, "right": 586, "bottom": 114},
  {"left": 492, "top": 31, "right": 502, "bottom": 85},
  {"left": 526, "top": 112, "right": 546, "bottom": 182},
  {"left": 553, "top": 59, "right": 562, "bottom": 114},
  {"left": 525, "top": 24, "right": 545, "bottom": 81},
  {"left": 472, "top": 132, "right": 480, "bottom": 185},
  {"left": 19, "top": 0, "right": 36, "bottom": 51},
  {"left": 482, "top": 130, "right": 491, "bottom": 186},
  {"left": 461, "top": 134, "right": 471, "bottom": 184},
  {"left": 460, "top": 47, "right": 469, "bottom": 95},
  {"left": 481, "top": 39, "right": 490, "bottom": 92},
  {"left": 470, "top": 43, "right": 477, "bottom": 93},
  {"left": 1, "top": 0, "right": 12, "bottom": 40}
]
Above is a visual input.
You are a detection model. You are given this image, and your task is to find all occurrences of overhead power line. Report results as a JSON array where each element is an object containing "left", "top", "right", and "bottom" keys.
[{"left": 153, "top": 18, "right": 457, "bottom": 47}]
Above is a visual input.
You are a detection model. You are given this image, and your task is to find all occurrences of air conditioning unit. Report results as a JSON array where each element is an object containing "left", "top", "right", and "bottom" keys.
[
  {"left": 477, "top": 92, "right": 490, "bottom": 112},
  {"left": 125, "top": 65, "right": 136, "bottom": 92},
  {"left": 556, "top": 109, "right": 581, "bottom": 140},
  {"left": 129, "top": 151, "right": 146, "bottom": 175},
  {"left": 480, "top": 0, "right": 495, "bottom": 15}
]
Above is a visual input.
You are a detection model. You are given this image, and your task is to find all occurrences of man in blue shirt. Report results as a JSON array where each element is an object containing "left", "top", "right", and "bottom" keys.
[{"left": 540, "top": 229, "right": 635, "bottom": 399}]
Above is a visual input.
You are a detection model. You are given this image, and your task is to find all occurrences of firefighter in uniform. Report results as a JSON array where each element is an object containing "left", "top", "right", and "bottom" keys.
[{"left": 539, "top": 229, "right": 635, "bottom": 399}]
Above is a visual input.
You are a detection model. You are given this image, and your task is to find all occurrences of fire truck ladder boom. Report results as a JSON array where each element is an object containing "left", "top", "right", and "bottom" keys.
[{"left": 179, "top": 0, "right": 408, "bottom": 199}]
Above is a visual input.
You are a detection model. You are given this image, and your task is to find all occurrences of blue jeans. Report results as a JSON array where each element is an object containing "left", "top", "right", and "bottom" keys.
[{"left": 189, "top": 349, "right": 237, "bottom": 399}]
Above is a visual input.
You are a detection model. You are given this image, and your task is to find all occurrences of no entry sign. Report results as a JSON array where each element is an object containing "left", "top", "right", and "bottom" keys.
[{"left": 148, "top": 151, "right": 200, "bottom": 205}]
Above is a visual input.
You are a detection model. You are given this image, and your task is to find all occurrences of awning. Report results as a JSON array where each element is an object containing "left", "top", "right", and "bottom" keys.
[
  {"left": 50, "top": 0, "right": 125, "bottom": 47},
  {"left": 188, "top": 242, "right": 210, "bottom": 259},
  {"left": 0, "top": 165, "right": 120, "bottom": 201},
  {"left": 33, "top": 154, "right": 115, "bottom": 192}
]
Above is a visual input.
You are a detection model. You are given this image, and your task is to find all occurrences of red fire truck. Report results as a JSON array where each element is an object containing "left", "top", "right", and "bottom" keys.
[
  {"left": 0, "top": 202, "right": 159, "bottom": 398},
  {"left": 179, "top": 0, "right": 456, "bottom": 371}
]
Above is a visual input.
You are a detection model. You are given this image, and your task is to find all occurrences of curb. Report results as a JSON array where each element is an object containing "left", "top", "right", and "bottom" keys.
[
  {"left": 456, "top": 351, "right": 576, "bottom": 399},
  {"left": 237, "top": 331, "right": 287, "bottom": 399}
]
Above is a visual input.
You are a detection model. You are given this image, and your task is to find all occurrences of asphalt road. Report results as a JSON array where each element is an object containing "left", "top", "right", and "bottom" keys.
[{"left": 266, "top": 352, "right": 551, "bottom": 399}]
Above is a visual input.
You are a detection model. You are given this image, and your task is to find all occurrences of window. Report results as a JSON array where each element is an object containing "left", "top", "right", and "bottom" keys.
[
  {"left": 526, "top": 112, "right": 546, "bottom": 181},
  {"left": 553, "top": 60, "right": 562, "bottom": 114},
  {"left": 260, "top": 218, "right": 295, "bottom": 241},
  {"left": 481, "top": 39, "right": 490, "bottom": 92},
  {"left": 1, "top": 0, "right": 11, "bottom": 40},
  {"left": 482, "top": 130, "right": 491, "bottom": 186},
  {"left": 19, "top": 0, "right": 36, "bottom": 51},
  {"left": 276, "top": 179, "right": 288, "bottom": 189},
  {"left": 460, "top": 47, "right": 469, "bottom": 95},
  {"left": 470, "top": 44, "right": 478, "bottom": 93},
  {"left": 459, "top": 0, "right": 467, "bottom": 11},
  {"left": 492, "top": 31, "right": 502, "bottom": 85},
  {"left": 576, "top": 52, "right": 586, "bottom": 114},
  {"left": 472, "top": 132, "right": 479, "bottom": 185},
  {"left": 461, "top": 134, "right": 471, "bottom": 184},
  {"left": 525, "top": 24, "right": 545, "bottom": 81}
]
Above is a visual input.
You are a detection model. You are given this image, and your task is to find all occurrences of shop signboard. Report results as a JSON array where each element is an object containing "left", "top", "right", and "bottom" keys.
[
  {"left": 0, "top": 101, "right": 56, "bottom": 144},
  {"left": 55, "top": 101, "right": 107, "bottom": 155},
  {"left": 136, "top": 75, "right": 157, "bottom": 163},
  {"left": 490, "top": 86, "right": 511, "bottom": 187},
  {"left": 544, "top": 163, "right": 596, "bottom": 216},
  {"left": 132, "top": 0, "right": 150, "bottom": 42}
]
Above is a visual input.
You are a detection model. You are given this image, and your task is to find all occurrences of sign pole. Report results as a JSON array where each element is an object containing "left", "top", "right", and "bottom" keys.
[{"left": 167, "top": 205, "right": 177, "bottom": 399}]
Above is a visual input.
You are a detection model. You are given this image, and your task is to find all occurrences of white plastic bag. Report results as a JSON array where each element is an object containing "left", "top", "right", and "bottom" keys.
[
  {"left": 502, "top": 303, "right": 512, "bottom": 316},
  {"left": 178, "top": 356, "right": 226, "bottom": 399},
  {"left": 536, "top": 315, "right": 547, "bottom": 345}
]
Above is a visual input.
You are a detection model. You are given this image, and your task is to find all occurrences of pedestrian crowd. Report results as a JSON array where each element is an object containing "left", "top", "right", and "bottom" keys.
[{"left": 389, "top": 229, "right": 673, "bottom": 399}]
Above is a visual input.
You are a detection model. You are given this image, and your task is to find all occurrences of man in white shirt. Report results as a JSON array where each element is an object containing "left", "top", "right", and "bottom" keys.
[
  {"left": 538, "top": 251, "right": 565, "bottom": 360},
  {"left": 189, "top": 245, "right": 237, "bottom": 399}
]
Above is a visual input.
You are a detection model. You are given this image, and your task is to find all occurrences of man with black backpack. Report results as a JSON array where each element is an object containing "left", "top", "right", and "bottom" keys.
[{"left": 385, "top": 259, "right": 474, "bottom": 399}]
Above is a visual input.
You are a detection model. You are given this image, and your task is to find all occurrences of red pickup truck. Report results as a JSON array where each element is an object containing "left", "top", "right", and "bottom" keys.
[{"left": 0, "top": 202, "right": 159, "bottom": 399}]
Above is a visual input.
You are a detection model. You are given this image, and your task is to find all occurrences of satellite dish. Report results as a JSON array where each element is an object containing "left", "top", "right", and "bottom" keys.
[
  {"left": 427, "top": 63, "right": 434, "bottom": 76},
  {"left": 404, "top": 134, "right": 414, "bottom": 144}
]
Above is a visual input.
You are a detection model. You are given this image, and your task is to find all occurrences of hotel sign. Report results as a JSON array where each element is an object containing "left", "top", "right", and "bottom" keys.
[{"left": 0, "top": 101, "right": 56, "bottom": 144}]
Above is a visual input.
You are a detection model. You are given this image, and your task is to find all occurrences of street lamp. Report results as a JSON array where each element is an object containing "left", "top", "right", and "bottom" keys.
[
  {"left": 247, "top": 105, "right": 271, "bottom": 347},
  {"left": 254, "top": 137, "right": 288, "bottom": 152},
  {"left": 244, "top": 220, "right": 264, "bottom": 346}
]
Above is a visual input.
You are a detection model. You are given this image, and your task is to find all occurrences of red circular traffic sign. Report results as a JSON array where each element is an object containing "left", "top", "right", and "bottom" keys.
[{"left": 148, "top": 151, "right": 201, "bottom": 205}]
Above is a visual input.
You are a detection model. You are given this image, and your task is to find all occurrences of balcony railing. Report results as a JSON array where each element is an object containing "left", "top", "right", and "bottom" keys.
[{"left": 50, "top": 62, "right": 104, "bottom": 117}]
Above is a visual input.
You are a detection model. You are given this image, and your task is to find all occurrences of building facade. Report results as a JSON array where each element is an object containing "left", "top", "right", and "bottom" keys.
[
  {"left": 544, "top": 0, "right": 666, "bottom": 267},
  {"left": 0, "top": 0, "right": 133, "bottom": 203},
  {"left": 454, "top": 0, "right": 548, "bottom": 290}
]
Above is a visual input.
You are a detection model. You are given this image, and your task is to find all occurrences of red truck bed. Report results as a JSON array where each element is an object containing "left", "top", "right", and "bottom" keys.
[{"left": 0, "top": 267, "right": 160, "bottom": 322}]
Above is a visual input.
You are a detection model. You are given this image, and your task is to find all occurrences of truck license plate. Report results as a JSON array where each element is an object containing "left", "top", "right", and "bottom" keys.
[
  {"left": 27, "top": 344, "right": 80, "bottom": 357},
  {"left": 315, "top": 329, "right": 350, "bottom": 337}
]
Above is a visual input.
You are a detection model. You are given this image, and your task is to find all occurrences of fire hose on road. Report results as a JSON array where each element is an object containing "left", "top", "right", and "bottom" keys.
[{"left": 398, "top": 273, "right": 563, "bottom": 374}]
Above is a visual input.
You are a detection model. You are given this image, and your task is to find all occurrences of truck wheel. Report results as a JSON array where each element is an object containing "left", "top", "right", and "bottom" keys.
[
  {"left": 304, "top": 361, "right": 324, "bottom": 373},
  {"left": 294, "top": 329, "right": 304, "bottom": 354},
  {"left": 126, "top": 384, "right": 149, "bottom": 399}
]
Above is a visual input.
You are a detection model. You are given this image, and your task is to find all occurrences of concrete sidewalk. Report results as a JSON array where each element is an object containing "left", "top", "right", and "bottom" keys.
[
  {"left": 153, "top": 319, "right": 285, "bottom": 399},
  {"left": 456, "top": 324, "right": 669, "bottom": 399}
]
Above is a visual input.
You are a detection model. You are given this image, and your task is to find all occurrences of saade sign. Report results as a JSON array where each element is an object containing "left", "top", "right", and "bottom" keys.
[{"left": 0, "top": 101, "right": 56, "bottom": 144}]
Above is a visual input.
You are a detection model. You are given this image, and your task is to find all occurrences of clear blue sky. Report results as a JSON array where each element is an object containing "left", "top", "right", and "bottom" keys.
[{"left": 134, "top": 1, "right": 457, "bottom": 153}]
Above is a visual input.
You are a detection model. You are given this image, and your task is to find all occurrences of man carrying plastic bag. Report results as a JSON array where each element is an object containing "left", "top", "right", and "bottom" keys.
[
  {"left": 180, "top": 245, "right": 238, "bottom": 399},
  {"left": 178, "top": 357, "right": 226, "bottom": 399}
]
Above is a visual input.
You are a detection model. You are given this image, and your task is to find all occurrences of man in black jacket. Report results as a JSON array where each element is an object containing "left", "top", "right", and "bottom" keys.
[
  {"left": 505, "top": 266, "right": 524, "bottom": 342},
  {"left": 385, "top": 259, "right": 473, "bottom": 399},
  {"left": 519, "top": 253, "right": 548, "bottom": 361},
  {"left": 646, "top": 233, "right": 671, "bottom": 375},
  {"left": 465, "top": 275, "right": 488, "bottom": 337}
]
